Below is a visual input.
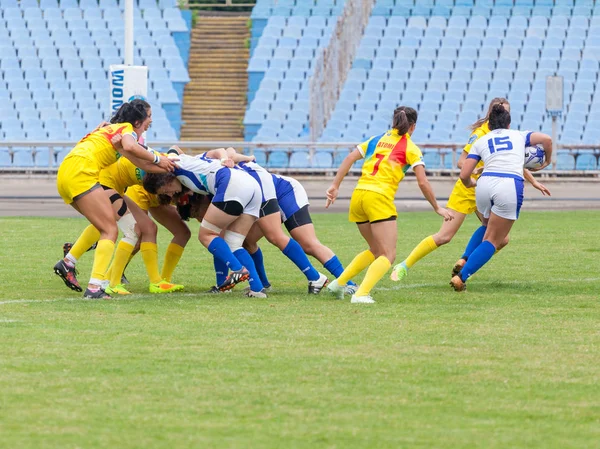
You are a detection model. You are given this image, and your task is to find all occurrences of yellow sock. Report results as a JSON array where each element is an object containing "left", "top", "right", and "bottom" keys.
[
  {"left": 69, "top": 225, "right": 101, "bottom": 260},
  {"left": 90, "top": 239, "right": 115, "bottom": 282},
  {"left": 355, "top": 256, "right": 392, "bottom": 297},
  {"left": 404, "top": 236, "right": 438, "bottom": 269},
  {"left": 141, "top": 242, "right": 162, "bottom": 284},
  {"left": 110, "top": 241, "right": 135, "bottom": 288},
  {"left": 105, "top": 264, "right": 113, "bottom": 282},
  {"left": 161, "top": 243, "right": 185, "bottom": 282},
  {"left": 338, "top": 250, "right": 375, "bottom": 285}
]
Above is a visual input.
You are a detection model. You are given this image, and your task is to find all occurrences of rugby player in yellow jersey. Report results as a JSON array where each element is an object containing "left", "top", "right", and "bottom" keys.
[
  {"left": 389, "top": 98, "right": 551, "bottom": 282},
  {"left": 324, "top": 106, "right": 453, "bottom": 304},
  {"left": 54, "top": 100, "right": 177, "bottom": 299},
  {"left": 61, "top": 147, "right": 186, "bottom": 295}
]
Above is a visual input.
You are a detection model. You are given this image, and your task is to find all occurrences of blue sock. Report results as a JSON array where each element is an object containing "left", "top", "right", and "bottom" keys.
[
  {"left": 324, "top": 255, "right": 356, "bottom": 286},
  {"left": 213, "top": 256, "right": 228, "bottom": 286},
  {"left": 282, "top": 239, "right": 320, "bottom": 281},
  {"left": 460, "top": 240, "right": 496, "bottom": 282},
  {"left": 208, "top": 237, "right": 243, "bottom": 271},
  {"left": 234, "top": 248, "right": 264, "bottom": 292},
  {"left": 250, "top": 248, "right": 270, "bottom": 287},
  {"left": 462, "top": 225, "right": 487, "bottom": 260}
]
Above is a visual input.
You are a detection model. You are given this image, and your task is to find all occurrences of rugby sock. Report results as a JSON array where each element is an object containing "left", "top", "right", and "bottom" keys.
[
  {"left": 249, "top": 247, "right": 270, "bottom": 287},
  {"left": 90, "top": 239, "right": 115, "bottom": 283},
  {"left": 110, "top": 241, "right": 135, "bottom": 287},
  {"left": 337, "top": 250, "right": 375, "bottom": 286},
  {"left": 233, "top": 248, "right": 264, "bottom": 292},
  {"left": 355, "top": 256, "right": 391, "bottom": 297},
  {"left": 462, "top": 226, "right": 487, "bottom": 261},
  {"left": 141, "top": 242, "right": 162, "bottom": 284},
  {"left": 460, "top": 240, "right": 496, "bottom": 282},
  {"left": 404, "top": 235, "right": 438, "bottom": 269},
  {"left": 282, "top": 239, "right": 320, "bottom": 282},
  {"left": 324, "top": 255, "right": 357, "bottom": 287},
  {"left": 208, "top": 237, "right": 243, "bottom": 271},
  {"left": 69, "top": 225, "right": 101, "bottom": 260},
  {"left": 213, "top": 256, "right": 228, "bottom": 286},
  {"left": 161, "top": 243, "right": 185, "bottom": 282}
]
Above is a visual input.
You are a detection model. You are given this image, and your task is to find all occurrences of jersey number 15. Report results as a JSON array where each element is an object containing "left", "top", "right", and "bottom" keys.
[{"left": 487, "top": 136, "right": 513, "bottom": 154}]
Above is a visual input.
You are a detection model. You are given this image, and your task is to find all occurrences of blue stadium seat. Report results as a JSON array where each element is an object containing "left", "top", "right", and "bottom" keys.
[{"left": 12, "top": 147, "right": 35, "bottom": 167}]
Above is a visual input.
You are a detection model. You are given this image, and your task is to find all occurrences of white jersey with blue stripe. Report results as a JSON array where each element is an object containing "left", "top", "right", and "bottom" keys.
[
  {"left": 238, "top": 161, "right": 277, "bottom": 202},
  {"left": 173, "top": 153, "right": 225, "bottom": 195},
  {"left": 467, "top": 129, "right": 532, "bottom": 179}
]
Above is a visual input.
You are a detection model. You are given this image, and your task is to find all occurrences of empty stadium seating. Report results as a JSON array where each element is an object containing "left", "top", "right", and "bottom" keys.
[
  {"left": 245, "top": 0, "right": 600, "bottom": 170},
  {"left": 0, "top": 0, "right": 191, "bottom": 167}
]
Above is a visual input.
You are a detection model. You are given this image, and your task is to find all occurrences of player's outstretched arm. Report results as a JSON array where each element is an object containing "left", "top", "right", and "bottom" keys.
[
  {"left": 119, "top": 134, "right": 177, "bottom": 172},
  {"left": 528, "top": 132, "right": 553, "bottom": 172},
  {"left": 325, "top": 148, "right": 363, "bottom": 208},
  {"left": 414, "top": 165, "right": 453, "bottom": 221},
  {"left": 523, "top": 169, "right": 551, "bottom": 196},
  {"left": 202, "top": 148, "right": 236, "bottom": 167},
  {"left": 225, "top": 147, "right": 255, "bottom": 164}
]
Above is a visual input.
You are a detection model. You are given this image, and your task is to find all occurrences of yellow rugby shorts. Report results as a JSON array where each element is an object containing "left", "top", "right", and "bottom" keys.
[
  {"left": 349, "top": 189, "right": 397, "bottom": 223},
  {"left": 56, "top": 155, "right": 101, "bottom": 204},
  {"left": 446, "top": 179, "right": 478, "bottom": 215}
]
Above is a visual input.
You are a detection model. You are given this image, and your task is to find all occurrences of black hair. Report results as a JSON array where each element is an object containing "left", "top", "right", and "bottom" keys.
[
  {"left": 392, "top": 106, "right": 418, "bottom": 135},
  {"left": 470, "top": 97, "right": 510, "bottom": 130},
  {"left": 142, "top": 172, "right": 176, "bottom": 195},
  {"left": 488, "top": 103, "right": 511, "bottom": 130},
  {"left": 110, "top": 99, "right": 151, "bottom": 128}
]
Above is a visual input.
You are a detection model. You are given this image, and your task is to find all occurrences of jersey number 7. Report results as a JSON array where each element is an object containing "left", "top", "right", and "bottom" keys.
[{"left": 370, "top": 153, "right": 385, "bottom": 176}]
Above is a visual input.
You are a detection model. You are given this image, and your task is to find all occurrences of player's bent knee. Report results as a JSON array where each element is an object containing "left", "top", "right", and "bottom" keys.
[
  {"left": 224, "top": 230, "right": 246, "bottom": 252},
  {"left": 434, "top": 232, "right": 453, "bottom": 246},
  {"left": 179, "top": 226, "right": 192, "bottom": 243},
  {"left": 243, "top": 240, "right": 259, "bottom": 254},
  {"left": 200, "top": 219, "right": 222, "bottom": 235},
  {"left": 117, "top": 213, "right": 139, "bottom": 246}
]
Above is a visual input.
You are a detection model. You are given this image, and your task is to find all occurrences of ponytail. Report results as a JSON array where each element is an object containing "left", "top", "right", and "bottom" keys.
[
  {"left": 392, "top": 106, "right": 418, "bottom": 135},
  {"left": 488, "top": 103, "right": 511, "bottom": 130},
  {"left": 110, "top": 99, "right": 151, "bottom": 127}
]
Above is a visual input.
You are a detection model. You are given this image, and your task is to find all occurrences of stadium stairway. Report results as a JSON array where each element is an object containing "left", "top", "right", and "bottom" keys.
[{"left": 180, "top": 15, "right": 250, "bottom": 141}]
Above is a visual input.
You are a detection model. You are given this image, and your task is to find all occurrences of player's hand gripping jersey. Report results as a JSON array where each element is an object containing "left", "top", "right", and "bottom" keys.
[{"left": 100, "top": 147, "right": 161, "bottom": 195}]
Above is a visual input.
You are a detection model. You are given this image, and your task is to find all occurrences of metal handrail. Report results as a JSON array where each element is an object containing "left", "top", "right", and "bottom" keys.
[
  {"left": 187, "top": 0, "right": 257, "bottom": 8},
  {"left": 1, "top": 141, "right": 599, "bottom": 176}
]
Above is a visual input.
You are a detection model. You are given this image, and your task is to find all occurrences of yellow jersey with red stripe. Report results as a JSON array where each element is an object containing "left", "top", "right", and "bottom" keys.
[
  {"left": 99, "top": 148, "right": 161, "bottom": 196},
  {"left": 446, "top": 122, "right": 489, "bottom": 215},
  {"left": 66, "top": 122, "right": 137, "bottom": 170},
  {"left": 355, "top": 129, "right": 424, "bottom": 201}
]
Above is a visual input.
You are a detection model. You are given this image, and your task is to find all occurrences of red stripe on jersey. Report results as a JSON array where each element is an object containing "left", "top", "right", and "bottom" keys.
[
  {"left": 389, "top": 135, "right": 408, "bottom": 165},
  {"left": 101, "top": 125, "right": 128, "bottom": 143}
]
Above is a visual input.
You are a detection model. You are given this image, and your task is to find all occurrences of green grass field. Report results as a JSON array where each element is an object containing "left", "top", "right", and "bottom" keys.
[{"left": 1, "top": 211, "right": 599, "bottom": 449}]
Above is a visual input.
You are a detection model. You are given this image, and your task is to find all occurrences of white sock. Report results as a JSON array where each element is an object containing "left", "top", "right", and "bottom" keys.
[{"left": 65, "top": 253, "right": 77, "bottom": 267}]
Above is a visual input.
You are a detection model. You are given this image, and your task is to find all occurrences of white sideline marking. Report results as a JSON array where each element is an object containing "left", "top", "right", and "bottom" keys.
[
  {"left": 0, "top": 318, "right": 20, "bottom": 322},
  {"left": 0, "top": 278, "right": 599, "bottom": 305}
]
